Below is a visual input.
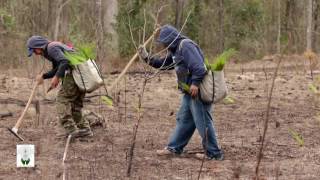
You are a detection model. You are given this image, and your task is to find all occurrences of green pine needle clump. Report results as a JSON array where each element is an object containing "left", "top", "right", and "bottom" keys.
[
  {"left": 64, "top": 44, "right": 96, "bottom": 66},
  {"left": 179, "top": 82, "right": 190, "bottom": 92},
  {"left": 288, "top": 128, "right": 304, "bottom": 147},
  {"left": 205, "top": 49, "right": 236, "bottom": 71},
  {"left": 308, "top": 84, "right": 318, "bottom": 94},
  {"left": 223, "top": 96, "right": 235, "bottom": 104},
  {"left": 101, "top": 95, "right": 114, "bottom": 109}
]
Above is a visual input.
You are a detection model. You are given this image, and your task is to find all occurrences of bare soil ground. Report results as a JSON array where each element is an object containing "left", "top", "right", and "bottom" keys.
[{"left": 1, "top": 55, "right": 320, "bottom": 180}]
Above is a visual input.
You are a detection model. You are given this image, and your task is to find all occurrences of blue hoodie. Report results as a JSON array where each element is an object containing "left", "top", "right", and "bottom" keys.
[{"left": 147, "top": 25, "right": 206, "bottom": 89}]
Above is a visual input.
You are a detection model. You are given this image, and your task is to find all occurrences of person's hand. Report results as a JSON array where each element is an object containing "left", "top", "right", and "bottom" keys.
[
  {"left": 50, "top": 76, "right": 60, "bottom": 89},
  {"left": 190, "top": 84, "right": 199, "bottom": 98},
  {"left": 36, "top": 74, "right": 44, "bottom": 85},
  {"left": 138, "top": 45, "right": 148, "bottom": 60}
]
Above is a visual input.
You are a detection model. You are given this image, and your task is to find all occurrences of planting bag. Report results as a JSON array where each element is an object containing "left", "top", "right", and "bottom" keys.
[
  {"left": 177, "top": 38, "right": 228, "bottom": 103},
  {"left": 72, "top": 59, "right": 104, "bottom": 93},
  {"left": 199, "top": 70, "right": 228, "bottom": 104}
]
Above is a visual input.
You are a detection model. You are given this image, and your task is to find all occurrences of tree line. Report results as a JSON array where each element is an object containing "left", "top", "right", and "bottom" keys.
[{"left": 0, "top": 0, "right": 319, "bottom": 68}]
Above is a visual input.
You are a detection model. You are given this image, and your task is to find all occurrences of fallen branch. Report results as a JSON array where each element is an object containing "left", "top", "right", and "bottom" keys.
[
  {"left": 0, "top": 112, "right": 13, "bottom": 118},
  {"left": 0, "top": 97, "right": 54, "bottom": 106}
]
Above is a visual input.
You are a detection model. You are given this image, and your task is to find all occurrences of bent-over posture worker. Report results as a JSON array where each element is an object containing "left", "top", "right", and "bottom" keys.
[
  {"left": 27, "top": 36, "right": 93, "bottom": 138},
  {"left": 138, "top": 25, "right": 224, "bottom": 160}
]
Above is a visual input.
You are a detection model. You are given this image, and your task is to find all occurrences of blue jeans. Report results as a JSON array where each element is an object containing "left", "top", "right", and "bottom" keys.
[{"left": 167, "top": 94, "right": 222, "bottom": 157}]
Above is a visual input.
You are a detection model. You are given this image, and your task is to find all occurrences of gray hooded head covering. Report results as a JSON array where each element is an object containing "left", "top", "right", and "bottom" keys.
[{"left": 26, "top": 36, "right": 49, "bottom": 57}]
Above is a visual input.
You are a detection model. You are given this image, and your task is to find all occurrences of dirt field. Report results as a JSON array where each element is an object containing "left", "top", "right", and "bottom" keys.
[{"left": 1, "top": 55, "right": 320, "bottom": 180}]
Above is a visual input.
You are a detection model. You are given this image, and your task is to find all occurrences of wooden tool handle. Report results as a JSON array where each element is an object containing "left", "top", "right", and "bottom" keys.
[
  {"left": 109, "top": 28, "right": 159, "bottom": 91},
  {"left": 14, "top": 83, "right": 39, "bottom": 129}
]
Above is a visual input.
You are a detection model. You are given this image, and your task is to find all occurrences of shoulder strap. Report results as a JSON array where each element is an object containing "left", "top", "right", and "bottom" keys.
[
  {"left": 47, "top": 41, "right": 74, "bottom": 52},
  {"left": 47, "top": 41, "right": 62, "bottom": 48}
]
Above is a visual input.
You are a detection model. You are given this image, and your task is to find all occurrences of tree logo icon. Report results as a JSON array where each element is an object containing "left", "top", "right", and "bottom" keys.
[{"left": 17, "top": 145, "right": 34, "bottom": 167}]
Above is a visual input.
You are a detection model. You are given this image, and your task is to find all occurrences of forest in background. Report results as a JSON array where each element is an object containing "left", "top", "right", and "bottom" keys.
[{"left": 0, "top": 0, "right": 319, "bottom": 70}]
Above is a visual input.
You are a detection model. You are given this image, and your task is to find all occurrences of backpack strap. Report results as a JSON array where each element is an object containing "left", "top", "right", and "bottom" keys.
[
  {"left": 47, "top": 41, "right": 62, "bottom": 48},
  {"left": 47, "top": 41, "right": 74, "bottom": 52}
]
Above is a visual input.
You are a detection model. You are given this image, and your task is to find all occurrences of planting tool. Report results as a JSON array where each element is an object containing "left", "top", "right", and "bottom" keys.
[
  {"left": 109, "top": 28, "right": 159, "bottom": 91},
  {"left": 8, "top": 83, "right": 39, "bottom": 141},
  {"left": 47, "top": 86, "right": 53, "bottom": 93}
]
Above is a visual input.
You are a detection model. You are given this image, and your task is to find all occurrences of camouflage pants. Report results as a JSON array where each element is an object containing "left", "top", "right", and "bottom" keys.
[{"left": 56, "top": 73, "right": 90, "bottom": 133}]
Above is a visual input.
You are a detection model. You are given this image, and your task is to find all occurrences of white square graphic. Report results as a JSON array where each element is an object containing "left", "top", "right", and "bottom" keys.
[{"left": 17, "top": 144, "right": 35, "bottom": 167}]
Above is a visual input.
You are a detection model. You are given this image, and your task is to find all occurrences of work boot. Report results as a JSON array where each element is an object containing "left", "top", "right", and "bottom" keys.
[
  {"left": 195, "top": 153, "right": 224, "bottom": 161},
  {"left": 77, "top": 128, "right": 93, "bottom": 137},
  {"left": 156, "top": 147, "right": 179, "bottom": 156},
  {"left": 56, "top": 128, "right": 80, "bottom": 139}
]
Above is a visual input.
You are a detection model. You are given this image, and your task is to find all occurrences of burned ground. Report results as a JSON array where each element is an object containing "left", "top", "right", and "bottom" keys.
[{"left": 1, "top": 56, "right": 320, "bottom": 180}]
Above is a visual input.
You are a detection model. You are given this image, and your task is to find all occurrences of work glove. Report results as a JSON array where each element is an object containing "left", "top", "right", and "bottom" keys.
[{"left": 138, "top": 45, "right": 148, "bottom": 60}]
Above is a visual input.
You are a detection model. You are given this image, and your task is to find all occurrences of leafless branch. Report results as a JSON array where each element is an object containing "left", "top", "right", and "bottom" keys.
[{"left": 128, "top": 13, "right": 138, "bottom": 51}]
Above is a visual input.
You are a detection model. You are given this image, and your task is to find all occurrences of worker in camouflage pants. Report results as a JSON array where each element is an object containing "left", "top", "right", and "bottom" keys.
[
  {"left": 26, "top": 36, "right": 93, "bottom": 138},
  {"left": 56, "top": 73, "right": 91, "bottom": 135}
]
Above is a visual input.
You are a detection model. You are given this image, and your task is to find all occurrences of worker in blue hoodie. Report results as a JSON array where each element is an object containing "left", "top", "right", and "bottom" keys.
[
  {"left": 26, "top": 36, "right": 93, "bottom": 138},
  {"left": 138, "top": 25, "right": 224, "bottom": 160}
]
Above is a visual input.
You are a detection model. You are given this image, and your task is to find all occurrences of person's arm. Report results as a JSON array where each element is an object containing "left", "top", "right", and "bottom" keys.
[
  {"left": 48, "top": 47, "right": 69, "bottom": 78},
  {"left": 146, "top": 54, "right": 175, "bottom": 70},
  {"left": 46, "top": 47, "right": 70, "bottom": 89},
  {"left": 42, "top": 64, "right": 58, "bottom": 79},
  {"left": 138, "top": 46, "right": 175, "bottom": 70},
  {"left": 182, "top": 42, "right": 206, "bottom": 87}
]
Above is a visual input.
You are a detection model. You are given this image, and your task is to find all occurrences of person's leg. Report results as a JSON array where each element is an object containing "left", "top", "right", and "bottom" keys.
[
  {"left": 72, "top": 92, "right": 90, "bottom": 130},
  {"left": 190, "top": 97, "right": 222, "bottom": 158},
  {"left": 166, "top": 94, "right": 196, "bottom": 154},
  {"left": 56, "top": 75, "right": 78, "bottom": 135}
]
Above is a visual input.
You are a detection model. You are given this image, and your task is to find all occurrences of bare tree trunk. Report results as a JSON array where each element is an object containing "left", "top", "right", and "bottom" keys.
[
  {"left": 307, "top": 0, "right": 313, "bottom": 51},
  {"left": 47, "top": 0, "right": 54, "bottom": 37},
  {"left": 60, "top": 3, "right": 70, "bottom": 42},
  {"left": 54, "top": 0, "right": 72, "bottom": 40},
  {"left": 217, "top": 0, "right": 224, "bottom": 54},
  {"left": 276, "top": 0, "right": 281, "bottom": 53},
  {"left": 175, "top": 0, "right": 185, "bottom": 29},
  {"left": 54, "top": 0, "right": 63, "bottom": 41},
  {"left": 284, "top": 0, "right": 291, "bottom": 32},
  {"left": 103, "top": 0, "right": 118, "bottom": 57},
  {"left": 96, "top": 0, "right": 103, "bottom": 63},
  {"left": 313, "top": 0, "right": 319, "bottom": 51},
  {"left": 284, "top": 0, "right": 299, "bottom": 52}
]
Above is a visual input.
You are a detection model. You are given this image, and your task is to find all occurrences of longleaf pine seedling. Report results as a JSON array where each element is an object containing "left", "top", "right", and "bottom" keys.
[
  {"left": 101, "top": 95, "right": 114, "bottom": 109},
  {"left": 205, "top": 48, "right": 236, "bottom": 71},
  {"left": 64, "top": 44, "right": 96, "bottom": 66},
  {"left": 308, "top": 84, "right": 318, "bottom": 94},
  {"left": 288, "top": 128, "right": 304, "bottom": 147},
  {"left": 223, "top": 96, "right": 235, "bottom": 104},
  {"left": 180, "top": 49, "right": 236, "bottom": 93},
  {"left": 179, "top": 82, "right": 190, "bottom": 92}
]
